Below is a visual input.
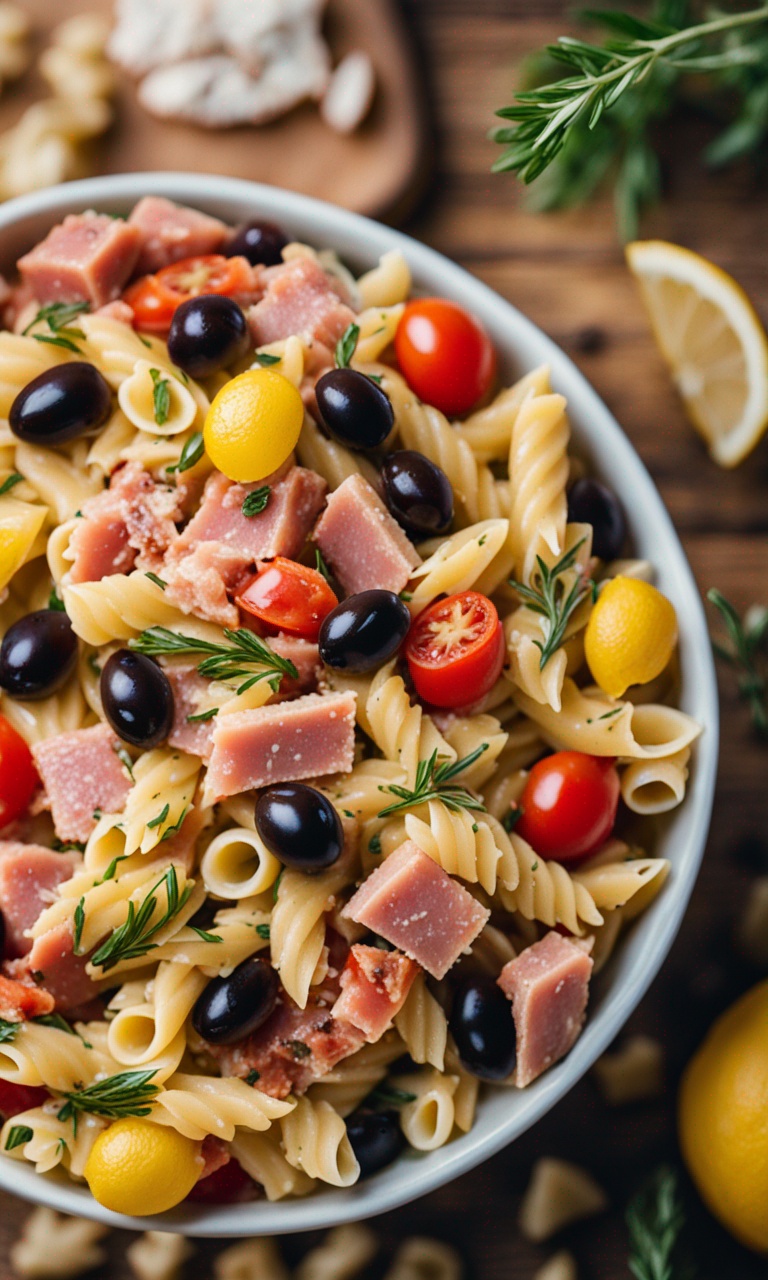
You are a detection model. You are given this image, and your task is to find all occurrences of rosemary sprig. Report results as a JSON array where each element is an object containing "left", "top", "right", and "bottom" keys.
[
  {"left": 509, "top": 538, "right": 595, "bottom": 670},
  {"left": 708, "top": 588, "right": 768, "bottom": 738},
  {"left": 0, "top": 473, "right": 23, "bottom": 498},
  {"left": 22, "top": 301, "right": 90, "bottom": 354},
  {"left": 626, "top": 1166, "right": 696, "bottom": 1280},
  {"left": 377, "top": 745, "right": 488, "bottom": 818},
  {"left": 89, "top": 865, "right": 193, "bottom": 971},
  {"left": 57, "top": 1069, "right": 159, "bottom": 1133},
  {"left": 129, "top": 626, "right": 298, "bottom": 695},
  {"left": 149, "top": 368, "right": 170, "bottom": 426}
]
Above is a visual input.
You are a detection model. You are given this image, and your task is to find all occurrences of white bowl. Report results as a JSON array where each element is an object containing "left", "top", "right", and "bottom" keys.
[{"left": 0, "top": 174, "right": 718, "bottom": 1236}]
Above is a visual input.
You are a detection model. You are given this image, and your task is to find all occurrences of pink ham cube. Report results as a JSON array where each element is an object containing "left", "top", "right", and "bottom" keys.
[
  {"left": 18, "top": 212, "right": 141, "bottom": 307},
  {"left": 498, "top": 931, "right": 594, "bottom": 1088},
  {"left": 331, "top": 944, "right": 418, "bottom": 1041},
  {"left": 21, "top": 920, "right": 96, "bottom": 1012},
  {"left": 67, "top": 489, "right": 136, "bottom": 584},
  {"left": 313, "top": 475, "right": 421, "bottom": 596},
  {"left": 205, "top": 689, "right": 357, "bottom": 799},
  {"left": 128, "top": 196, "right": 230, "bottom": 275},
  {"left": 343, "top": 841, "right": 489, "bottom": 980},
  {"left": 0, "top": 844, "right": 81, "bottom": 957},
  {"left": 32, "top": 724, "right": 133, "bottom": 844},
  {"left": 248, "top": 256, "right": 355, "bottom": 353}
]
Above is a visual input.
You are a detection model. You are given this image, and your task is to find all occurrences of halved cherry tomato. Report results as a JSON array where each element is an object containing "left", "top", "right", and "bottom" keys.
[
  {"left": 516, "top": 751, "right": 620, "bottom": 865},
  {"left": 237, "top": 558, "right": 338, "bottom": 642},
  {"left": 124, "top": 255, "right": 254, "bottom": 331},
  {"left": 0, "top": 715, "right": 38, "bottom": 827},
  {"left": 0, "top": 1080, "right": 48, "bottom": 1119},
  {"left": 405, "top": 590, "right": 504, "bottom": 708},
  {"left": 395, "top": 298, "right": 497, "bottom": 417},
  {"left": 187, "top": 1157, "right": 252, "bottom": 1204}
]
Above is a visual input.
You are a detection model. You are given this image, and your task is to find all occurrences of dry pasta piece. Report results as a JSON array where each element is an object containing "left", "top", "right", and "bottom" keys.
[
  {"left": 280, "top": 1096, "right": 360, "bottom": 1187},
  {"left": 271, "top": 863, "right": 349, "bottom": 1008},
  {"left": 151, "top": 1073, "right": 293, "bottom": 1142},
  {"left": 453, "top": 365, "right": 551, "bottom": 463},
  {"left": 397, "top": 1070, "right": 458, "bottom": 1151},
  {"left": 296, "top": 1225, "right": 378, "bottom": 1280},
  {"left": 214, "top": 1238, "right": 290, "bottom": 1280},
  {"left": 394, "top": 971, "right": 447, "bottom": 1071},
  {"left": 507, "top": 392, "right": 570, "bottom": 584},
  {"left": 406, "top": 520, "right": 509, "bottom": 616},
  {"left": 620, "top": 748, "right": 690, "bottom": 814},
  {"left": 120, "top": 748, "right": 201, "bottom": 855},
  {"left": 571, "top": 856, "right": 670, "bottom": 914},
  {"left": 10, "top": 1208, "right": 109, "bottom": 1279},
  {"left": 126, "top": 1232, "right": 193, "bottom": 1280},
  {"left": 592, "top": 1035, "right": 665, "bottom": 1106},
  {"left": 519, "top": 1158, "right": 607, "bottom": 1242},
  {"left": 383, "top": 1238, "right": 463, "bottom": 1280},
  {"left": 229, "top": 1129, "right": 316, "bottom": 1202},
  {"left": 497, "top": 831, "right": 603, "bottom": 936}
]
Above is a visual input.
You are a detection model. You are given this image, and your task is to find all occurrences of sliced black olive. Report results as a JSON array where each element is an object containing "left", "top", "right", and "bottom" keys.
[
  {"left": 192, "top": 956, "right": 279, "bottom": 1045},
  {"left": 226, "top": 219, "right": 289, "bottom": 267},
  {"left": 255, "top": 782, "right": 344, "bottom": 872},
  {"left": 319, "top": 589, "right": 410, "bottom": 673},
  {"left": 567, "top": 477, "right": 627, "bottom": 562},
  {"left": 381, "top": 450, "right": 454, "bottom": 537},
  {"left": 100, "top": 649, "right": 174, "bottom": 749},
  {"left": 167, "top": 294, "right": 250, "bottom": 379},
  {"left": 10, "top": 362, "right": 112, "bottom": 445},
  {"left": 0, "top": 609, "right": 77, "bottom": 700},
  {"left": 345, "top": 1110, "right": 404, "bottom": 1178},
  {"left": 316, "top": 368, "right": 394, "bottom": 451},
  {"left": 449, "top": 975, "right": 516, "bottom": 1081}
]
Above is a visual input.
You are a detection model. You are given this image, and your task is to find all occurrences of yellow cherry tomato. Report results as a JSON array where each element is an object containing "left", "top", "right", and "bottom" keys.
[
  {"left": 84, "top": 1117, "right": 201, "bottom": 1216},
  {"left": 680, "top": 981, "right": 768, "bottom": 1253},
  {"left": 203, "top": 368, "right": 304, "bottom": 483},
  {"left": 584, "top": 575, "right": 677, "bottom": 698}
]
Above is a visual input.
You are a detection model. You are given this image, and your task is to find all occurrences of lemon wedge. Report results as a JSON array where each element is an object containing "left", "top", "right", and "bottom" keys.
[{"left": 626, "top": 239, "right": 768, "bottom": 467}]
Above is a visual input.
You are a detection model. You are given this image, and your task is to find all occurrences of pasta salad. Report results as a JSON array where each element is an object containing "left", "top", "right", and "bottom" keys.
[{"left": 0, "top": 197, "right": 701, "bottom": 1215}]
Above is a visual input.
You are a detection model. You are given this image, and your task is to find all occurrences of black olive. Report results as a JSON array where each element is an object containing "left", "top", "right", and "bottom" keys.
[
  {"left": 381, "top": 450, "right": 454, "bottom": 538},
  {"left": 167, "top": 294, "right": 250, "bottom": 379},
  {"left": 100, "top": 649, "right": 174, "bottom": 749},
  {"left": 255, "top": 782, "right": 344, "bottom": 872},
  {"left": 225, "top": 219, "right": 289, "bottom": 267},
  {"left": 0, "top": 609, "right": 78, "bottom": 700},
  {"left": 10, "top": 362, "right": 112, "bottom": 445},
  {"left": 315, "top": 368, "right": 394, "bottom": 451},
  {"left": 567, "top": 477, "right": 627, "bottom": 562},
  {"left": 345, "top": 1110, "right": 404, "bottom": 1178},
  {"left": 319, "top": 590, "right": 410, "bottom": 674},
  {"left": 449, "top": 976, "right": 516, "bottom": 1081},
  {"left": 192, "top": 956, "right": 279, "bottom": 1045}
]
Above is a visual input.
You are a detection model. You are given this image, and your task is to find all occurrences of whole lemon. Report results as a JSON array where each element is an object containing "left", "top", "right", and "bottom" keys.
[
  {"left": 203, "top": 367, "right": 304, "bottom": 483},
  {"left": 585, "top": 575, "right": 678, "bottom": 698},
  {"left": 679, "top": 980, "right": 768, "bottom": 1252},
  {"left": 84, "top": 1117, "right": 201, "bottom": 1216}
]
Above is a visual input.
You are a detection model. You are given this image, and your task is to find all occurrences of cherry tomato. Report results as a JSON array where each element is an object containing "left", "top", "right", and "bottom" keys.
[
  {"left": 124, "top": 255, "right": 254, "bottom": 331},
  {"left": 237, "top": 558, "right": 338, "bottom": 642},
  {"left": 0, "top": 1080, "right": 48, "bottom": 1119},
  {"left": 405, "top": 591, "right": 504, "bottom": 708},
  {"left": 516, "top": 751, "right": 620, "bottom": 865},
  {"left": 0, "top": 715, "right": 38, "bottom": 826},
  {"left": 186, "top": 1157, "right": 252, "bottom": 1204},
  {"left": 395, "top": 298, "right": 496, "bottom": 417}
]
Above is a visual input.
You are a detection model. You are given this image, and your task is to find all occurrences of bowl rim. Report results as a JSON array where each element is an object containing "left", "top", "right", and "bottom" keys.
[{"left": 0, "top": 173, "right": 719, "bottom": 1237}]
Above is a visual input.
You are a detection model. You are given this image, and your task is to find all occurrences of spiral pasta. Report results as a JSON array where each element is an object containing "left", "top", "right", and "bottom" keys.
[
  {"left": 514, "top": 679, "right": 702, "bottom": 759},
  {"left": 405, "top": 802, "right": 506, "bottom": 895},
  {"left": 453, "top": 365, "right": 551, "bottom": 463},
  {"left": 1, "top": 1107, "right": 106, "bottom": 1177},
  {"left": 364, "top": 663, "right": 455, "bottom": 788},
  {"left": 405, "top": 520, "right": 509, "bottom": 616},
  {"left": 280, "top": 1096, "right": 360, "bottom": 1187},
  {"left": 297, "top": 415, "right": 379, "bottom": 491},
  {"left": 357, "top": 250, "right": 411, "bottom": 308},
  {"left": 394, "top": 972, "right": 447, "bottom": 1071},
  {"left": 498, "top": 831, "right": 603, "bottom": 935},
  {"left": 63, "top": 571, "right": 197, "bottom": 646},
  {"left": 151, "top": 1073, "right": 293, "bottom": 1141},
  {"left": 120, "top": 748, "right": 201, "bottom": 855},
  {"left": 0, "top": 1021, "right": 115, "bottom": 1092},
  {"left": 507, "top": 391, "right": 570, "bottom": 584},
  {"left": 271, "top": 864, "right": 349, "bottom": 1008}
]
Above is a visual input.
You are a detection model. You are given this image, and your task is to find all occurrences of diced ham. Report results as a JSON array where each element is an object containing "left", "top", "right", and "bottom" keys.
[
  {"left": 343, "top": 840, "right": 489, "bottom": 981},
  {"left": 248, "top": 256, "right": 355, "bottom": 354},
  {"left": 18, "top": 212, "right": 141, "bottom": 307},
  {"left": 331, "top": 944, "right": 418, "bottom": 1041},
  {"left": 0, "top": 844, "right": 81, "bottom": 958},
  {"left": 497, "top": 931, "right": 593, "bottom": 1088},
  {"left": 67, "top": 491, "right": 136, "bottom": 585},
  {"left": 209, "top": 990, "right": 366, "bottom": 1099},
  {"left": 269, "top": 633, "right": 321, "bottom": 697},
  {"left": 205, "top": 689, "right": 357, "bottom": 799},
  {"left": 128, "top": 196, "right": 230, "bottom": 275},
  {"left": 21, "top": 921, "right": 96, "bottom": 1012},
  {"left": 313, "top": 474, "right": 420, "bottom": 596},
  {"left": 31, "top": 725, "right": 132, "bottom": 844},
  {"left": 0, "top": 972, "right": 54, "bottom": 1021},
  {"left": 162, "top": 541, "right": 243, "bottom": 627},
  {"left": 68, "top": 462, "right": 181, "bottom": 584},
  {"left": 166, "top": 664, "right": 217, "bottom": 760}
]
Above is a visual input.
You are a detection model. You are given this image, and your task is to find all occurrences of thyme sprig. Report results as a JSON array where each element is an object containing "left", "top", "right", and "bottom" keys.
[
  {"left": 88, "top": 865, "right": 193, "bottom": 971},
  {"left": 129, "top": 626, "right": 298, "bottom": 695},
  {"left": 708, "top": 588, "right": 768, "bottom": 737},
  {"left": 626, "top": 1166, "right": 696, "bottom": 1280},
  {"left": 377, "top": 745, "right": 488, "bottom": 818},
  {"left": 57, "top": 1069, "right": 159, "bottom": 1133},
  {"left": 509, "top": 537, "right": 595, "bottom": 670}
]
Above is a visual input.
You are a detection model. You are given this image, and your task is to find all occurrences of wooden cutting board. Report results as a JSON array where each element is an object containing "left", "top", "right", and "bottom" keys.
[{"left": 0, "top": 0, "right": 428, "bottom": 220}]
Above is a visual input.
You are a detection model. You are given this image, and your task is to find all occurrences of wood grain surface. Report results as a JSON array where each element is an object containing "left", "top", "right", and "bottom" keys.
[{"left": 2, "top": 2, "right": 768, "bottom": 1277}]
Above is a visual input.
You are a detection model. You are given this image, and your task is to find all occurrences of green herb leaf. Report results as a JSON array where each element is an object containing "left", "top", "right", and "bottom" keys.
[
  {"left": 186, "top": 707, "right": 218, "bottom": 723},
  {"left": 4, "top": 1125, "right": 33, "bottom": 1150},
  {"left": 288, "top": 1040, "right": 311, "bottom": 1059},
  {"left": 97, "top": 854, "right": 128, "bottom": 884},
  {"left": 242, "top": 486, "right": 271, "bottom": 517},
  {"left": 33, "top": 1013, "right": 75, "bottom": 1036},
  {"left": 73, "top": 897, "right": 86, "bottom": 955},
  {"left": 176, "top": 431, "right": 204, "bottom": 474},
  {"left": 314, "top": 548, "right": 333, "bottom": 584},
  {"left": 708, "top": 588, "right": 768, "bottom": 738},
  {"left": 149, "top": 368, "right": 171, "bottom": 426},
  {"left": 113, "top": 744, "right": 135, "bottom": 781},
  {"left": 147, "top": 803, "right": 170, "bottom": 830},
  {"left": 502, "top": 807, "right": 522, "bottom": 833},
  {"left": 255, "top": 923, "right": 270, "bottom": 940},
  {"left": 129, "top": 626, "right": 298, "bottom": 695},
  {"left": 369, "top": 1083, "right": 417, "bottom": 1107},
  {"left": 0, "top": 473, "right": 23, "bottom": 498},
  {"left": 23, "top": 301, "right": 89, "bottom": 337},
  {"left": 48, "top": 585, "right": 65, "bottom": 612},
  {"left": 0, "top": 1019, "right": 19, "bottom": 1044},
  {"left": 89, "top": 866, "right": 193, "bottom": 971},
  {"left": 253, "top": 351, "right": 281, "bottom": 366},
  {"left": 190, "top": 926, "right": 223, "bottom": 943},
  {"left": 32, "top": 333, "right": 84, "bottom": 354},
  {"left": 368, "top": 832, "right": 382, "bottom": 855},
  {"left": 145, "top": 572, "right": 167, "bottom": 590},
  {"left": 626, "top": 1165, "right": 695, "bottom": 1280},
  {"left": 335, "top": 323, "right": 360, "bottom": 369},
  {"left": 509, "top": 538, "right": 593, "bottom": 670},
  {"left": 57, "top": 1069, "right": 159, "bottom": 1129},
  {"left": 245, "top": 1069, "right": 261, "bottom": 1085},
  {"left": 377, "top": 745, "right": 489, "bottom": 818}
]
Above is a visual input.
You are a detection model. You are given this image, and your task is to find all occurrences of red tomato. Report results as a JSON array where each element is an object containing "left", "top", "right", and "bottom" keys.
[
  {"left": 395, "top": 298, "right": 497, "bottom": 417},
  {"left": 187, "top": 1157, "right": 252, "bottom": 1204},
  {"left": 124, "top": 254, "right": 254, "bottom": 331},
  {"left": 0, "top": 716, "right": 38, "bottom": 827},
  {"left": 0, "top": 1080, "right": 48, "bottom": 1119},
  {"left": 516, "top": 751, "right": 620, "bottom": 865},
  {"left": 237, "top": 558, "right": 338, "bottom": 642},
  {"left": 406, "top": 591, "right": 504, "bottom": 708}
]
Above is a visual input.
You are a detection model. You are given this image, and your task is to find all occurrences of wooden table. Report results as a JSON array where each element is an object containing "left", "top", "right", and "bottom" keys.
[{"left": 3, "top": 3, "right": 768, "bottom": 1277}]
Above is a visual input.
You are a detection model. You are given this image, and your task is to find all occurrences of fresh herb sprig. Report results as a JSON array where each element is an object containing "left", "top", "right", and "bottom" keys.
[
  {"left": 0, "top": 473, "right": 23, "bottom": 498},
  {"left": 708, "top": 589, "right": 768, "bottom": 737},
  {"left": 88, "top": 865, "right": 193, "bottom": 971},
  {"left": 57, "top": 1069, "right": 159, "bottom": 1133},
  {"left": 626, "top": 1165, "right": 696, "bottom": 1280},
  {"left": 335, "top": 323, "right": 360, "bottom": 368},
  {"left": 377, "top": 745, "right": 488, "bottom": 818},
  {"left": 22, "top": 301, "right": 90, "bottom": 354},
  {"left": 129, "top": 626, "right": 298, "bottom": 695},
  {"left": 0, "top": 1018, "right": 19, "bottom": 1043},
  {"left": 149, "top": 368, "right": 171, "bottom": 426},
  {"left": 509, "top": 538, "right": 595, "bottom": 671}
]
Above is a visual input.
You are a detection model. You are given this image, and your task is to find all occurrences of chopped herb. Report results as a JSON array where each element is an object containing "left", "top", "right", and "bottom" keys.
[
  {"left": 273, "top": 869, "right": 284, "bottom": 903},
  {"left": 0, "top": 473, "right": 23, "bottom": 497},
  {"left": 145, "top": 572, "right": 167, "bottom": 590},
  {"left": 73, "top": 897, "right": 86, "bottom": 954},
  {"left": 0, "top": 1019, "right": 19, "bottom": 1044},
  {"left": 335, "top": 323, "right": 360, "bottom": 369},
  {"left": 288, "top": 1040, "right": 312, "bottom": 1060},
  {"left": 253, "top": 351, "right": 281, "bottom": 367},
  {"left": 97, "top": 855, "right": 128, "bottom": 884},
  {"left": 88, "top": 654, "right": 101, "bottom": 677},
  {"left": 502, "top": 807, "right": 522, "bottom": 833},
  {"left": 245, "top": 1069, "right": 261, "bottom": 1085},
  {"left": 472, "top": 822, "right": 479, "bottom": 833},
  {"left": 23, "top": 301, "right": 89, "bottom": 355},
  {"left": 57, "top": 1069, "right": 159, "bottom": 1133},
  {"left": 4, "top": 1125, "right": 33, "bottom": 1151},
  {"left": 190, "top": 926, "right": 223, "bottom": 943},
  {"left": 160, "top": 806, "right": 188, "bottom": 842},
  {"left": 89, "top": 865, "right": 193, "bottom": 971},
  {"left": 52, "top": 838, "right": 86, "bottom": 853},
  {"left": 509, "top": 538, "right": 595, "bottom": 670},
  {"left": 708, "top": 588, "right": 768, "bottom": 738},
  {"left": 367, "top": 372, "right": 383, "bottom": 385},
  {"left": 147, "top": 803, "right": 170, "bottom": 830},
  {"left": 186, "top": 707, "right": 218, "bottom": 723},
  {"left": 598, "top": 707, "right": 623, "bottom": 721},
  {"left": 92, "top": 809, "right": 102, "bottom": 822},
  {"left": 626, "top": 1165, "right": 695, "bottom": 1280},
  {"left": 478, "top": 534, "right": 487, "bottom": 547},
  {"left": 530, "top": 860, "right": 539, "bottom": 872},
  {"left": 368, "top": 832, "right": 382, "bottom": 856},
  {"left": 130, "top": 626, "right": 298, "bottom": 696},
  {"left": 149, "top": 368, "right": 171, "bottom": 426},
  {"left": 399, "top": 591, "right": 413, "bottom": 603},
  {"left": 56, "top": 1138, "right": 68, "bottom": 1156},
  {"left": 48, "top": 585, "right": 65, "bottom": 612},
  {"left": 113, "top": 745, "right": 135, "bottom": 781},
  {"left": 137, "top": 333, "right": 152, "bottom": 349},
  {"left": 378, "top": 745, "right": 489, "bottom": 818},
  {"left": 255, "top": 923, "right": 270, "bottom": 940},
  {"left": 369, "top": 1083, "right": 417, "bottom": 1107},
  {"left": 74, "top": 510, "right": 83, "bottom": 518},
  {"left": 176, "top": 431, "right": 204, "bottom": 473},
  {"left": 342, "top": 808, "right": 354, "bottom": 818},
  {"left": 315, "top": 548, "right": 333, "bottom": 584},
  {"left": 33, "top": 1013, "right": 75, "bottom": 1036},
  {"left": 242, "top": 486, "right": 271, "bottom": 518}
]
